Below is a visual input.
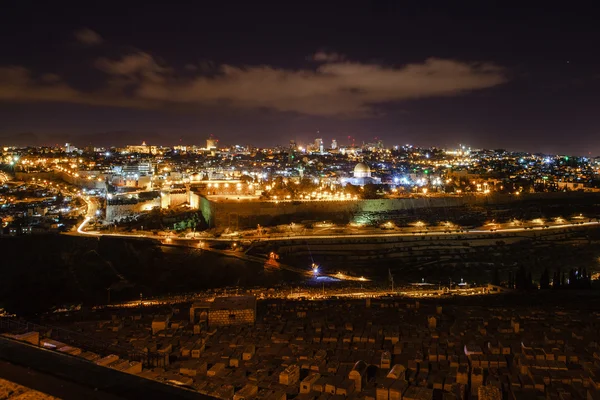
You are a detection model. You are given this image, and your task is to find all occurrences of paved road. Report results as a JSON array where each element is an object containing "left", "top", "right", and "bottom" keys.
[
  {"left": 75, "top": 219, "right": 600, "bottom": 242},
  {"left": 77, "top": 195, "right": 98, "bottom": 234}
]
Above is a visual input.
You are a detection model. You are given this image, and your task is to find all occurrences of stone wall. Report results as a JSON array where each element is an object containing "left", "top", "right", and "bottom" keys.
[
  {"left": 106, "top": 197, "right": 161, "bottom": 222},
  {"left": 198, "top": 192, "right": 600, "bottom": 228},
  {"left": 208, "top": 309, "right": 255, "bottom": 327},
  {"left": 200, "top": 196, "right": 479, "bottom": 229},
  {"left": 169, "top": 191, "right": 188, "bottom": 208},
  {"left": 160, "top": 191, "right": 189, "bottom": 209}
]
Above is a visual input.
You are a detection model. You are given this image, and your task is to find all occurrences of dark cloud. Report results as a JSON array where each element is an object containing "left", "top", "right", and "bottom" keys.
[
  {"left": 0, "top": 66, "right": 80, "bottom": 103},
  {"left": 74, "top": 28, "right": 103, "bottom": 46},
  {"left": 0, "top": 52, "right": 507, "bottom": 116},
  {"left": 40, "top": 73, "right": 61, "bottom": 83},
  {"left": 312, "top": 51, "right": 345, "bottom": 62}
]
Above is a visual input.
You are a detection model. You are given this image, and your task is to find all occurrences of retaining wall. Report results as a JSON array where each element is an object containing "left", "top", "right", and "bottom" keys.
[{"left": 200, "top": 192, "right": 600, "bottom": 228}]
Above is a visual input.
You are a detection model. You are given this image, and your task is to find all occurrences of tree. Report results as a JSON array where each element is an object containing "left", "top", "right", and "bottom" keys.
[
  {"left": 582, "top": 268, "right": 591, "bottom": 288},
  {"left": 297, "top": 178, "right": 318, "bottom": 195},
  {"left": 362, "top": 184, "right": 381, "bottom": 199},
  {"left": 492, "top": 267, "right": 501, "bottom": 286},
  {"left": 515, "top": 265, "right": 526, "bottom": 290},
  {"left": 240, "top": 174, "right": 254, "bottom": 184},
  {"left": 568, "top": 268, "right": 577, "bottom": 287},
  {"left": 539, "top": 267, "right": 550, "bottom": 290},
  {"left": 344, "top": 183, "right": 361, "bottom": 197},
  {"left": 552, "top": 270, "right": 560, "bottom": 289}
]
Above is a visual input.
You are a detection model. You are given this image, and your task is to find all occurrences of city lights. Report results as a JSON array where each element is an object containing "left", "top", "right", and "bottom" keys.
[{"left": 2, "top": 9, "right": 600, "bottom": 400}]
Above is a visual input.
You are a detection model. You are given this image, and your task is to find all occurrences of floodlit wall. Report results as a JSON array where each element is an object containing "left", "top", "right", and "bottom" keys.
[
  {"left": 198, "top": 192, "right": 600, "bottom": 228},
  {"left": 106, "top": 197, "right": 161, "bottom": 222},
  {"left": 189, "top": 191, "right": 201, "bottom": 209},
  {"left": 160, "top": 190, "right": 188, "bottom": 209},
  {"left": 200, "top": 196, "right": 478, "bottom": 228}
]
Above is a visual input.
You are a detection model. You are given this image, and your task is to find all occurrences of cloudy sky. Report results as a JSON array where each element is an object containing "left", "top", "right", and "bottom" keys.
[{"left": 1, "top": 1, "right": 599, "bottom": 154}]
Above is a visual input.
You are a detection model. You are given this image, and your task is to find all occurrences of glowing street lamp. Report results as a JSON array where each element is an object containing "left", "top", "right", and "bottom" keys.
[{"left": 311, "top": 263, "right": 319, "bottom": 275}]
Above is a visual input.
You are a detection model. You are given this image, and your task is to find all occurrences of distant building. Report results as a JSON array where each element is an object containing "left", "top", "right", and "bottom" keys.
[
  {"left": 289, "top": 140, "right": 297, "bottom": 163},
  {"left": 341, "top": 162, "right": 381, "bottom": 186},
  {"left": 331, "top": 139, "right": 338, "bottom": 150},
  {"left": 121, "top": 162, "right": 153, "bottom": 177},
  {"left": 314, "top": 138, "right": 324, "bottom": 154},
  {"left": 125, "top": 142, "right": 157, "bottom": 155},
  {"left": 206, "top": 139, "right": 217, "bottom": 150},
  {"left": 190, "top": 180, "right": 255, "bottom": 197}
]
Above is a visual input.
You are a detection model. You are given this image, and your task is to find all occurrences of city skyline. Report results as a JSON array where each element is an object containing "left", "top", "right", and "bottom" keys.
[
  {"left": 3, "top": 1, "right": 600, "bottom": 392},
  {"left": 1, "top": 2, "right": 600, "bottom": 155}
]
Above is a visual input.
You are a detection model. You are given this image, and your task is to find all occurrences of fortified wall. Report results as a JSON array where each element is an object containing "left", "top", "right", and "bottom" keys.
[
  {"left": 106, "top": 196, "right": 161, "bottom": 222},
  {"left": 15, "top": 171, "right": 107, "bottom": 190},
  {"left": 200, "top": 196, "right": 481, "bottom": 228},
  {"left": 199, "top": 192, "right": 600, "bottom": 229},
  {"left": 160, "top": 189, "right": 188, "bottom": 209}
]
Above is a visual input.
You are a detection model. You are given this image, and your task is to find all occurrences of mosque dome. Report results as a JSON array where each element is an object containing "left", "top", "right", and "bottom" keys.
[{"left": 353, "top": 162, "right": 371, "bottom": 178}]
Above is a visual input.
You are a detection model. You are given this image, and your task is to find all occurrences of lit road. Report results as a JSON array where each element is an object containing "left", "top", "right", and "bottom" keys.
[
  {"left": 207, "top": 220, "right": 600, "bottom": 242},
  {"left": 74, "top": 215, "right": 600, "bottom": 243},
  {"left": 62, "top": 177, "right": 600, "bottom": 281},
  {"left": 71, "top": 216, "right": 600, "bottom": 283},
  {"left": 76, "top": 195, "right": 98, "bottom": 234},
  {"left": 22, "top": 177, "right": 100, "bottom": 235}
]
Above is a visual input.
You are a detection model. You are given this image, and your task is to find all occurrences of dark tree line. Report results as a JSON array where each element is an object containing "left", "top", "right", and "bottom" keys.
[{"left": 502, "top": 266, "right": 593, "bottom": 290}]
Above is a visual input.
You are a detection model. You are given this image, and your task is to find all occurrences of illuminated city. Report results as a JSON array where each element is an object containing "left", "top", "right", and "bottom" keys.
[{"left": 2, "top": 2, "right": 600, "bottom": 399}]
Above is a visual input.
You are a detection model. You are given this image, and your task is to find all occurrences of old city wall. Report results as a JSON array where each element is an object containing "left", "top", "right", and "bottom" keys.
[
  {"left": 200, "top": 196, "right": 482, "bottom": 228},
  {"left": 106, "top": 197, "right": 161, "bottom": 222},
  {"left": 160, "top": 191, "right": 188, "bottom": 209},
  {"left": 168, "top": 191, "right": 188, "bottom": 208},
  {"left": 15, "top": 171, "right": 106, "bottom": 190},
  {"left": 200, "top": 192, "right": 600, "bottom": 229},
  {"left": 15, "top": 171, "right": 55, "bottom": 181}
]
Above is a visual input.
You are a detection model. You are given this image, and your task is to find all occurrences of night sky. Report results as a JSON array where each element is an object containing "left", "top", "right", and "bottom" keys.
[{"left": 1, "top": 1, "right": 599, "bottom": 155}]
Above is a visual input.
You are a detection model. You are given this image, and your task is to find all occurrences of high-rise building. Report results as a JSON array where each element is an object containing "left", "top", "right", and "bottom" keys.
[
  {"left": 314, "top": 138, "right": 324, "bottom": 154},
  {"left": 331, "top": 139, "right": 338, "bottom": 150},
  {"left": 288, "top": 140, "right": 297, "bottom": 163},
  {"left": 206, "top": 139, "right": 217, "bottom": 150}
]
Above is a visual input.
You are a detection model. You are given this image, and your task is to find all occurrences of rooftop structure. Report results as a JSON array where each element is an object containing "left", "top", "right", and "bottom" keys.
[{"left": 208, "top": 296, "right": 257, "bottom": 327}]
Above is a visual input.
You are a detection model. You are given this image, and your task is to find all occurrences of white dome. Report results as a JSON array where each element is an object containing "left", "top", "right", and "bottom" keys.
[{"left": 353, "top": 162, "right": 371, "bottom": 178}]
